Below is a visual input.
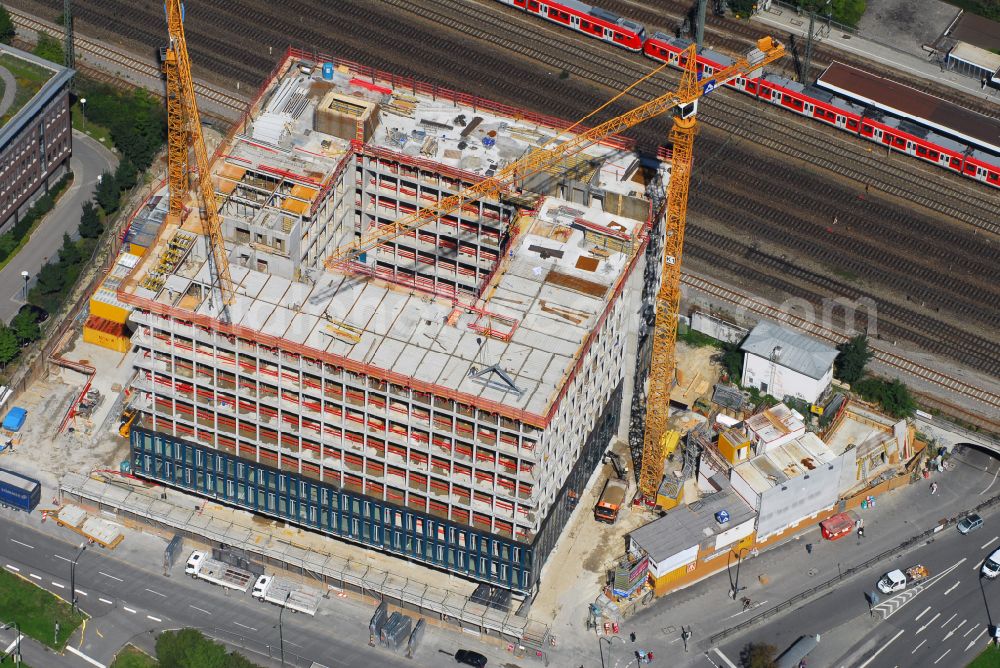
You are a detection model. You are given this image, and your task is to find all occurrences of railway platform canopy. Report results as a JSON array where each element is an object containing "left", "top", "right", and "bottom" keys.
[{"left": 816, "top": 61, "right": 1000, "bottom": 155}]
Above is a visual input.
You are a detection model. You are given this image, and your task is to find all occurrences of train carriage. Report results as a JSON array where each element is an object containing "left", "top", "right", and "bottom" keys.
[
  {"left": 497, "top": 0, "right": 645, "bottom": 51},
  {"left": 506, "top": 3, "right": 1000, "bottom": 188}
]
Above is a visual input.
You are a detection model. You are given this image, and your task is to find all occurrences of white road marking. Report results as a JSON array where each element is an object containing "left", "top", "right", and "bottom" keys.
[
  {"left": 233, "top": 622, "right": 256, "bottom": 631},
  {"left": 51, "top": 581, "right": 65, "bottom": 588},
  {"left": 144, "top": 588, "right": 167, "bottom": 597},
  {"left": 941, "top": 613, "right": 957, "bottom": 627},
  {"left": 915, "top": 606, "right": 931, "bottom": 621},
  {"left": 78, "top": 590, "right": 87, "bottom": 596},
  {"left": 911, "top": 639, "right": 927, "bottom": 654},
  {"left": 99, "top": 598, "right": 114, "bottom": 605},
  {"left": 934, "top": 649, "right": 951, "bottom": 664},
  {"left": 982, "top": 536, "right": 999, "bottom": 550},
  {"left": 66, "top": 645, "right": 107, "bottom": 668},
  {"left": 916, "top": 612, "right": 940, "bottom": 634},
  {"left": 285, "top": 640, "right": 304, "bottom": 648},
  {"left": 3, "top": 635, "right": 23, "bottom": 655},
  {"left": 28, "top": 573, "right": 41, "bottom": 580},
  {"left": 98, "top": 571, "right": 123, "bottom": 582},
  {"left": 874, "top": 559, "right": 967, "bottom": 621},
  {"left": 726, "top": 600, "right": 769, "bottom": 618},
  {"left": 53, "top": 554, "right": 71, "bottom": 562},
  {"left": 858, "top": 629, "right": 905, "bottom": 668},
  {"left": 943, "top": 620, "right": 966, "bottom": 641},
  {"left": 4, "top": 565, "right": 19, "bottom": 572},
  {"left": 967, "top": 628, "right": 988, "bottom": 651},
  {"left": 189, "top": 605, "right": 211, "bottom": 614},
  {"left": 123, "top": 606, "right": 137, "bottom": 614},
  {"left": 10, "top": 539, "right": 33, "bottom": 549},
  {"left": 975, "top": 560, "right": 985, "bottom": 571},
  {"left": 146, "top": 615, "right": 162, "bottom": 622},
  {"left": 965, "top": 624, "right": 981, "bottom": 638},
  {"left": 712, "top": 648, "right": 738, "bottom": 668},
  {"left": 944, "top": 581, "right": 960, "bottom": 596}
]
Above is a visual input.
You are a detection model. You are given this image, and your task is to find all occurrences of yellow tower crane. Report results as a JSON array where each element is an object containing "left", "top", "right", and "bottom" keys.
[
  {"left": 163, "top": 0, "right": 234, "bottom": 305},
  {"left": 323, "top": 38, "right": 783, "bottom": 501}
]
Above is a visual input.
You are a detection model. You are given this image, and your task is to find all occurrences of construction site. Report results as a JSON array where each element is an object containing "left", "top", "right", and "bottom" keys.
[{"left": 106, "top": 46, "right": 674, "bottom": 598}]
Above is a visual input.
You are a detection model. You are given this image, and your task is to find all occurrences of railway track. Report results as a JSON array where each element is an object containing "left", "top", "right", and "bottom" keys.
[
  {"left": 603, "top": 0, "right": 1000, "bottom": 121},
  {"left": 8, "top": 9, "right": 248, "bottom": 113},
  {"left": 408, "top": 0, "right": 1000, "bottom": 235},
  {"left": 680, "top": 273, "right": 1000, "bottom": 412},
  {"left": 9, "top": 2, "right": 996, "bottom": 409}
]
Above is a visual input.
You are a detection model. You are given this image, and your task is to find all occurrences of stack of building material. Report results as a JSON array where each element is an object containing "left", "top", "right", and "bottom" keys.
[
  {"left": 85, "top": 252, "right": 140, "bottom": 352},
  {"left": 53, "top": 504, "right": 124, "bottom": 548}
]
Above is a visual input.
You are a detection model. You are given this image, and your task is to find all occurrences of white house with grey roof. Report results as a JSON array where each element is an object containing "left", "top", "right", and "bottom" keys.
[{"left": 740, "top": 321, "right": 837, "bottom": 404}]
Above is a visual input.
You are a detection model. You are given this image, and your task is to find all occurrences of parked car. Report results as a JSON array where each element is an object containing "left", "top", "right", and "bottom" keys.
[
  {"left": 983, "top": 549, "right": 1000, "bottom": 579},
  {"left": 958, "top": 513, "right": 984, "bottom": 534},
  {"left": 455, "top": 649, "right": 488, "bottom": 667}
]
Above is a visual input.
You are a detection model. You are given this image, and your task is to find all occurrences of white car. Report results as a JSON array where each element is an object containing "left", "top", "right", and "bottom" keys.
[
  {"left": 877, "top": 569, "right": 907, "bottom": 594},
  {"left": 983, "top": 549, "right": 1000, "bottom": 579}
]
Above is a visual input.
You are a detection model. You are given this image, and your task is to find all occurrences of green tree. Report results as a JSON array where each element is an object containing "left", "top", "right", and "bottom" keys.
[
  {"left": 33, "top": 31, "right": 64, "bottom": 64},
  {"left": 0, "top": 4, "right": 14, "bottom": 44},
  {"left": 115, "top": 158, "right": 138, "bottom": 192},
  {"left": 10, "top": 307, "right": 40, "bottom": 343},
  {"left": 0, "top": 326, "right": 18, "bottom": 367},
  {"left": 740, "top": 641, "right": 778, "bottom": 668},
  {"left": 854, "top": 377, "right": 917, "bottom": 418},
  {"left": 57, "top": 233, "right": 82, "bottom": 268},
  {"left": 29, "top": 261, "right": 67, "bottom": 313},
  {"left": 719, "top": 340, "right": 744, "bottom": 382},
  {"left": 95, "top": 172, "right": 119, "bottom": 215},
  {"left": 834, "top": 334, "right": 872, "bottom": 384},
  {"left": 79, "top": 201, "right": 103, "bottom": 239},
  {"left": 155, "top": 629, "right": 259, "bottom": 668}
]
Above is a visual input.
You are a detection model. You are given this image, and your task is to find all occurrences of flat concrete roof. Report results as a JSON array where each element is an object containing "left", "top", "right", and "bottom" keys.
[
  {"left": 0, "top": 44, "right": 73, "bottom": 149},
  {"left": 629, "top": 482, "right": 755, "bottom": 564},
  {"left": 733, "top": 432, "right": 836, "bottom": 495}
]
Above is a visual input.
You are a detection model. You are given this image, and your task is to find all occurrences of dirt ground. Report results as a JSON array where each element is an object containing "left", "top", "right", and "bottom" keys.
[{"left": 1, "top": 336, "right": 134, "bottom": 490}]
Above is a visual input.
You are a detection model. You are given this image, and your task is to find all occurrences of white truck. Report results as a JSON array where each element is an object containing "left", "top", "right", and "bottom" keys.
[
  {"left": 185, "top": 550, "right": 254, "bottom": 592},
  {"left": 251, "top": 574, "right": 321, "bottom": 616},
  {"left": 877, "top": 564, "right": 929, "bottom": 594}
]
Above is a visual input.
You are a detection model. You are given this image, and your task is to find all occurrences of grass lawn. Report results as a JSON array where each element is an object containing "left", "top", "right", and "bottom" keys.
[
  {"left": 0, "top": 53, "right": 55, "bottom": 125},
  {"left": 969, "top": 644, "right": 1000, "bottom": 667},
  {"left": 0, "top": 568, "right": 86, "bottom": 650},
  {"left": 110, "top": 644, "right": 159, "bottom": 668},
  {"left": 71, "top": 103, "right": 114, "bottom": 146}
]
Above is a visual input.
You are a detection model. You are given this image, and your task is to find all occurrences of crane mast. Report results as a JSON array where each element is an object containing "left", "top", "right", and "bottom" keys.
[
  {"left": 163, "top": 0, "right": 234, "bottom": 305},
  {"left": 637, "top": 51, "right": 700, "bottom": 500}
]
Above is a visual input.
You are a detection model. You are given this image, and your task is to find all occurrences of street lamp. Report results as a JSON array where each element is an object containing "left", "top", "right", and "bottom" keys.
[
  {"left": 728, "top": 547, "right": 749, "bottom": 600},
  {"left": 1, "top": 621, "right": 22, "bottom": 666},
  {"left": 599, "top": 635, "right": 625, "bottom": 668},
  {"left": 70, "top": 542, "right": 87, "bottom": 613},
  {"left": 79, "top": 98, "right": 87, "bottom": 131},
  {"left": 19, "top": 271, "right": 28, "bottom": 302},
  {"left": 275, "top": 591, "right": 291, "bottom": 667}
]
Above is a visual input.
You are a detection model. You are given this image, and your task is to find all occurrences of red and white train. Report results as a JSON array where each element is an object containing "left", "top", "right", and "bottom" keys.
[{"left": 495, "top": 0, "right": 1000, "bottom": 189}]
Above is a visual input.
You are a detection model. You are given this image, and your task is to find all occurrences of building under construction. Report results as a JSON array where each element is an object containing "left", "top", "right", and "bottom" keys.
[{"left": 118, "top": 50, "right": 657, "bottom": 594}]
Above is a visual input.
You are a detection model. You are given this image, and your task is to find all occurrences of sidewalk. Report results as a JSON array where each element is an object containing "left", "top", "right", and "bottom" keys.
[
  {"left": 546, "top": 447, "right": 1000, "bottom": 667},
  {"left": 0, "top": 626, "right": 91, "bottom": 668},
  {"left": 751, "top": 5, "right": 1000, "bottom": 105}
]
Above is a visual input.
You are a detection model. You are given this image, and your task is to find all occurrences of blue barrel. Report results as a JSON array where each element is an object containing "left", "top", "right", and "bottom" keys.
[{"left": 322, "top": 62, "right": 334, "bottom": 80}]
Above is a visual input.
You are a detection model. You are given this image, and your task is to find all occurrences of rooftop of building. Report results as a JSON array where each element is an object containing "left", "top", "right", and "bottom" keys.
[
  {"left": 949, "top": 41, "right": 1000, "bottom": 73},
  {"left": 816, "top": 61, "right": 1000, "bottom": 154},
  {"left": 741, "top": 320, "right": 838, "bottom": 380},
  {"left": 744, "top": 403, "right": 806, "bottom": 445},
  {"left": 119, "top": 53, "right": 655, "bottom": 427},
  {"left": 947, "top": 11, "right": 1000, "bottom": 52},
  {"left": 629, "top": 476, "right": 756, "bottom": 564},
  {"left": 732, "top": 432, "right": 837, "bottom": 494},
  {"left": 0, "top": 44, "right": 71, "bottom": 145}
]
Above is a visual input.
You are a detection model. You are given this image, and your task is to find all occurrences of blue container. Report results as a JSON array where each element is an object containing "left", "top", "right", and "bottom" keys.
[
  {"left": 0, "top": 467, "right": 41, "bottom": 512},
  {"left": 322, "top": 62, "right": 334, "bottom": 80}
]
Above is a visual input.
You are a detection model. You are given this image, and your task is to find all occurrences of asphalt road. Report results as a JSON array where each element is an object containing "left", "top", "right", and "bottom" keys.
[
  {"left": 0, "top": 516, "right": 425, "bottom": 668},
  {"left": 714, "top": 504, "right": 1000, "bottom": 668},
  {"left": 0, "top": 130, "right": 117, "bottom": 323}
]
